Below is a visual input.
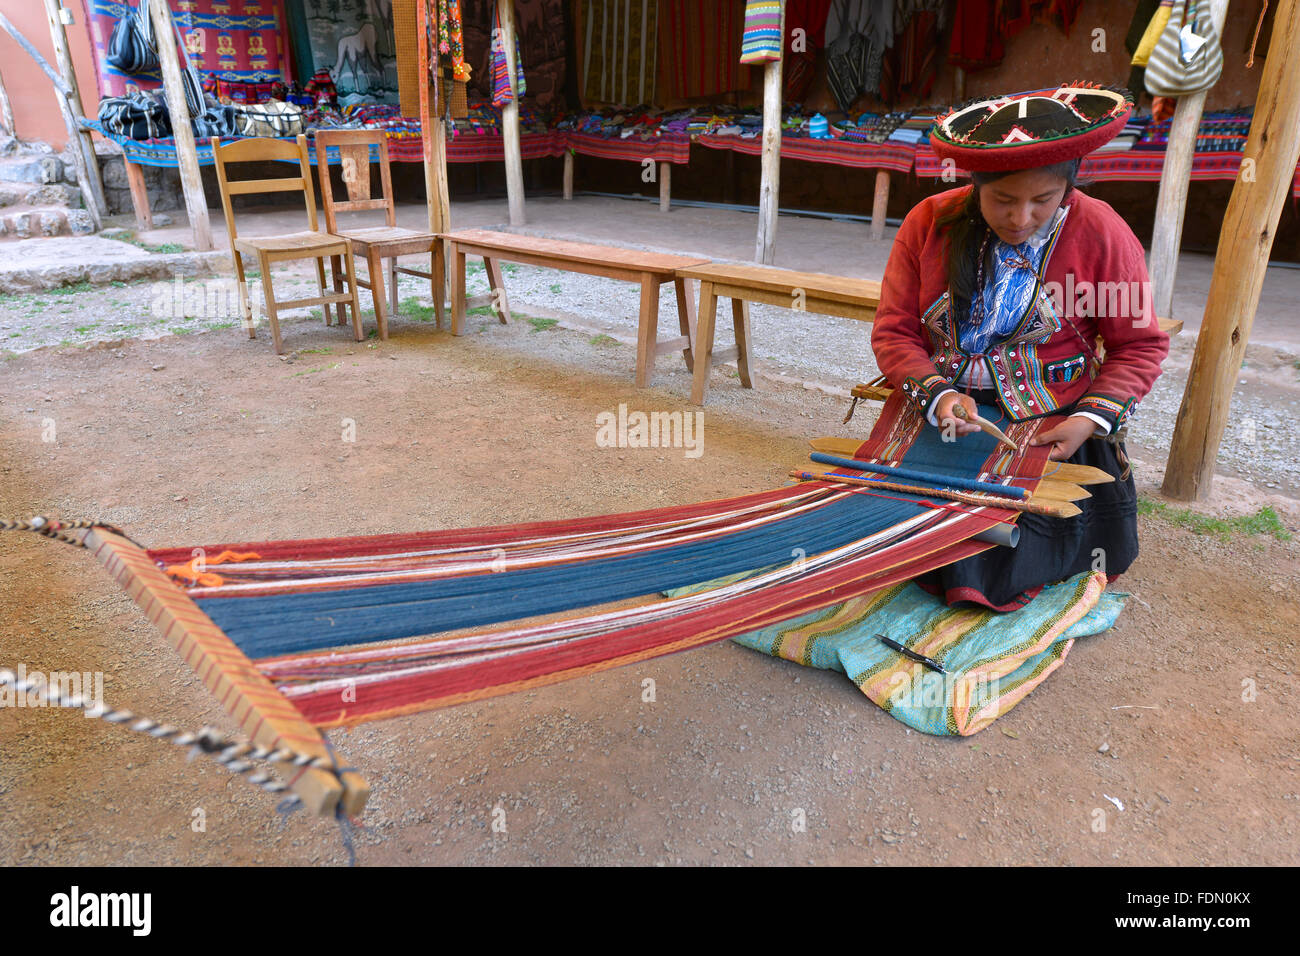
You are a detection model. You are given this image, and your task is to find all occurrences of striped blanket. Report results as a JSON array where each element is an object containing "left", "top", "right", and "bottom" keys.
[{"left": 728, "top": 570, "right": 1124, "bottom": 735}]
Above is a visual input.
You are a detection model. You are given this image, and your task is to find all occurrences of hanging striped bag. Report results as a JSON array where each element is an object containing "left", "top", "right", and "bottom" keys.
[
  {"left": 1144, "top": 0, "right": 1224, "bottom": 96},
  {"left": 740, "top": 0, "right": 783, "bottom": 65}
]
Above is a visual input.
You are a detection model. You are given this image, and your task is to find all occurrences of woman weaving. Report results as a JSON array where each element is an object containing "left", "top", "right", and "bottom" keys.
[{"left": 872, "top": 85, "right": 1169, "bottom": 610}]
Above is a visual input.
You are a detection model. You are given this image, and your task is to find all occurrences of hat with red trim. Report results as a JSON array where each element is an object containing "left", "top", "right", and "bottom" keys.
[{"left": 929, "top": 84, "right": 1134, "bottom": 171}]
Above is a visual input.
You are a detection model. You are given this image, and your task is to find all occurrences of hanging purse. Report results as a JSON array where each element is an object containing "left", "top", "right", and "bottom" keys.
[
  {"left": 106, "top": 1, "right": 159, "bottom": 74},
  {"left": 1144, "top": 0, "right": 1224, "bottom": 96},
  {"left": 233, "top": 100, "right": 305, "bottom": 138}
]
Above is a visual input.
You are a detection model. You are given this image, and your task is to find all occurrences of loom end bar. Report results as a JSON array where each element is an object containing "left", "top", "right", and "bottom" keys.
[{"left": 81, "top": 527, "right": 370, "bottom": 817}]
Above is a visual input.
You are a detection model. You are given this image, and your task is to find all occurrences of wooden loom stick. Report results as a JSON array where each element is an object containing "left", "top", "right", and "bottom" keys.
[
  {"left": 81, "top": 527, "right": 369, "bottom": 817},
  {"left": 790, "top": 471, "right": 1082, "bottom": 518},
  {"left": 807, "top": 438, "right": 1115, "bottom": 486},
  {"left": 799, "top": 464, "right": 1087, "bottom": 504}
]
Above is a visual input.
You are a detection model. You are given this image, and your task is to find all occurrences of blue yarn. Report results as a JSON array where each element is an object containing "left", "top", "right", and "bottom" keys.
[{"left": 201, "top": 493, "right": 938, "bottom": 659}]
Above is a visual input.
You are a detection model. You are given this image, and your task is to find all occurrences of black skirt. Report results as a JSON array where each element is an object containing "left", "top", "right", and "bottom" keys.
[{"left": 915, "top": 390, "right": 1139, "bottom": 611}]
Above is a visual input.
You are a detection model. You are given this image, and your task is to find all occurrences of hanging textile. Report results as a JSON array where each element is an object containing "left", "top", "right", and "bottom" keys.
[
  {"left": 658, "top": 0, "right": 746, "bottom": 100},
  {"left": 880, "top": 8, "right": 942, "bottom": 106},
  {"left": 490, "top": 0, "right": 527, "bottom": 106},
  {"left": 581, "top": 0, "right": 659, "bottom": 105},
  {"left": 438, "top": 0, "right": 471, "bottom": 80},
  {"left": 783, "top": 0, "right": 834, "bottom": 100},
  {"left": 740, "top": 1, "right": 784, "bottom": 64},
  {"left": 823, "top": 0, "right": 894, "bottom": 110},
  {"left": 298, "top": 0, "right": 400, "bottom": 105}
]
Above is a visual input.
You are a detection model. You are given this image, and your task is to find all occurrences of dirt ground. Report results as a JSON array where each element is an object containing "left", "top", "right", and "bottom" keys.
[{"left": 1, "top": 307, "right": 1297, "bottom": 867}]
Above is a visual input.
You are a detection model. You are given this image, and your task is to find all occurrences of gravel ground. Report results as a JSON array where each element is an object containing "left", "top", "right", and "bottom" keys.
[{"left": 4, "top": 253, "right": 1300, "bottom": 495}]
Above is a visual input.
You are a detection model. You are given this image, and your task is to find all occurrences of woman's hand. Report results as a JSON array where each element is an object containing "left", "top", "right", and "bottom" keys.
[
  {"left": 934, "top": 392, "right": 982, "bottom": 437},
  {"left": 1030, "top": 415, "right": 1098, "bottom": 461}
]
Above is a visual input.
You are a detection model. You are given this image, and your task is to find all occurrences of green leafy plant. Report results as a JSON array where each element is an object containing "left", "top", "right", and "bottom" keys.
[{"left": 1138, "top": 499, "right": 1292, "bottom": 542}]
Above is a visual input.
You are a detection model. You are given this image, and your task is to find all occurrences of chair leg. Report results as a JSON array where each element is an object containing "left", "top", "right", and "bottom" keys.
[
  {"left": 388, "top": 256, "right": 399, "bottom": 319},
  {"left": 367, "top": 248, "right": 388, "bottom": 340},
  {"left": 331, "top": 254, "right": 344, "bottom": 318},
  {"left": 690, "top": 281, "right": 719, "bottom": 405},
  {"left": 432, "top": 243, "right": 446, "bottom": 330},
  {"left": 233, "top": 249, "right": 256, "bottom": 339},
  {"left": 313, "top": 257, "right": 332, "bottom": 326},
  {"left": 343, "top": 246, "right": 364, "bottom": 342},
  {"left": 258, "top": 251, "right": 283, "bottom": 354}
]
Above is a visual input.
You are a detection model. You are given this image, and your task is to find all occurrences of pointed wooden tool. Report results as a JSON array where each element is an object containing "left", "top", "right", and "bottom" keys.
[{"left": 950, "top": 404, "right": 1020, "bottom": 452}]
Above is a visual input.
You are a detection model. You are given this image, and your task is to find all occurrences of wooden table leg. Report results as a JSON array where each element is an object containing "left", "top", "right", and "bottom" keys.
[
  {"left": 871, "top": 170, "right": 890, "bottom": 241},
  {"left": 432, "top": 242, "right": 446, "bottom": 330},
  {"left": 482, "top": 255, "right": 512, "bottom": 324},
  {"left": 123, "top": 158, "right": 152, "bottom": 231},
  {"left": 690, "top": 280, "right": 718, "bottom": 405},
  {"left": 660, "top": 162, "right": 670, "bottom": 212},
  {"left": 673, "top": 276, "right": 696, "bottom": 372},
  {"left": 634, "top": 271, "right": 661, "bottom": 388},
  {"left": 731, "top": 297, "right": 754, "bottom": 389},
  {"left": 563, "top": 150, "right": 574, "bottom": 200},
  {"left": 450, "top": 242, "right": 466, "bottom": 336}
]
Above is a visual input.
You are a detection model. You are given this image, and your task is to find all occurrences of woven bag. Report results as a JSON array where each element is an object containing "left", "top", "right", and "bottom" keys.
[
  {"left": 1145, "top": 0, "right": 1223, "bottom": 96},
  {"left": 233, "top": 100, "right": 305, "bottom": 138}
]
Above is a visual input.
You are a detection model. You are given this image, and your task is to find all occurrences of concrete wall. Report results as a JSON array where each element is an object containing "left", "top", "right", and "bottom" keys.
[{"left": 0, "top": 3, "right": 101, "bottom": 149}]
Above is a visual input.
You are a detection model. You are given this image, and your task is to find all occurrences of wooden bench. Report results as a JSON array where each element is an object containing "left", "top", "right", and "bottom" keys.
[
  {"left": 442, "top": 229, "right": 710, "bottom": 387},
  {"left": 675, "top": 262, "right": 883, "bottom": 405}
]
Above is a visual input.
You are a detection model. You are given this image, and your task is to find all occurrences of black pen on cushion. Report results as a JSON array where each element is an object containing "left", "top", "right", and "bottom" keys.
[{"left": 875, "top": 634, "right": 947, "bottom": 674}]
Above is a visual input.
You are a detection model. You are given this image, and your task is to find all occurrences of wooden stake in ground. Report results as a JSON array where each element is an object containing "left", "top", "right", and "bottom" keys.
[
  {"left": 498, "top": 0, "right": 526, "bottom": 226},
  {"left": 754, "top": 0, "right": 786, "bottom": 265},
  {"left": 1163, "top": 0, "right": 1300, "bottom": 500},
  {"left": 146, "top": 0, "right": 212, "bottom": 251},
  {"left": 42, "top": 0, "right": 108, "bottom": 218},
  {"left": 1148, "top": 0, "right": 1231, "bottom": 319}
]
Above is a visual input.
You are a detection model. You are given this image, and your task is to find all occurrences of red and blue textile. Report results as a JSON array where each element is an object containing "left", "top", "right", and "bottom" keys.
[{"left": 82, "top": 0, "right": 287, "bottom": 100}]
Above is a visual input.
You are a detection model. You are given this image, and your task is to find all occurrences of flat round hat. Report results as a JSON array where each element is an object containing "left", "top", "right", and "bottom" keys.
[{"left": 929, "top": 84, "right": 1134, "bottom": 171}]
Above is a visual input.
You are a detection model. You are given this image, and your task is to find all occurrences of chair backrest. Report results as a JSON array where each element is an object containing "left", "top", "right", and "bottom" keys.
[
  {"left": 212, "top": 134, "right": 319, "bottom": 243},
  {"left": 314, "top": 129, "right": 396, "bottom": 234}
]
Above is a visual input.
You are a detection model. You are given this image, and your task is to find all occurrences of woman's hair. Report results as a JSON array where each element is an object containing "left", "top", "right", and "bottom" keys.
[{"left": 937, "top": 158, "right": 1082, "bottom": 311}]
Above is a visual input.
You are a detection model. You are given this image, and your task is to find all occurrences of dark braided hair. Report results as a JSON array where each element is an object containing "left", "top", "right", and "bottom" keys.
[{"left": 936, "top": 158, "right": 1082, "bottom": 321}]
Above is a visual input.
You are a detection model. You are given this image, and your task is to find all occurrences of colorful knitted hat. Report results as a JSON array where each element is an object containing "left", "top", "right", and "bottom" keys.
[{"left": 929, "top": 84, "right": 1133, "bottom": 171}]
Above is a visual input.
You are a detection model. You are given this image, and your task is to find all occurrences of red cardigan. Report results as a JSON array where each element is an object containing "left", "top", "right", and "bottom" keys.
[{"left": 871, "top": 186, "right": 1169, "bottom": 432}]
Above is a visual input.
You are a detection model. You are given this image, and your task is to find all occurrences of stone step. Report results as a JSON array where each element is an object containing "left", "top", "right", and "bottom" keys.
[
  {"left": 0, "top": 181, "right": 82, "bottom": 209},
  {"left": 0, "top": 154, "right": 64, "bottom": 185},
  {"left": 0, "top": 206, "right": 95, "bottom": 240}
]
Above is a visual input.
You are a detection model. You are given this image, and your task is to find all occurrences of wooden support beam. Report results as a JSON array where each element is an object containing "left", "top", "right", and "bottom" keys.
[
  {"left": 498, "top": 0, "right": 526, "bottom": 226},
  {"left": 754, "top": 0, "right": 785, "bottom": 264},
  {"left": 563, "top": 148, "right": 574, "bottom": 200},
  {"left": 147, "top": 0, "right": 212, "bottom": 251},
  {"left": 42, "top": 0, "right": 108, "bottom": 218},
  {"left": 659, "top": 161, "right": 670, "bottom": 212},
  {"left": 1162, "top": 0, "right": 1300, "bottom": 500},
  {"left": 0, "top": 69, "right": 14, "bottom": 137},
  {"left": 1148, "top": 0, "right": 1231, "bottom": 318},
  {"left": 0, "top": 10, "right": 101, "bottom": 231},
  {"left": 870, "top": 170, "right": 890, "bottom": 240}
]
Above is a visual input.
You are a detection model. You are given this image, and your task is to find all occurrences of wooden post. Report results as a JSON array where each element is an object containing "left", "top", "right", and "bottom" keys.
[
  {"left": 953, "top": 66, "right": 966, "bottom": 102},
  {"left": 659, "top": 160, "right": 670, "bottom": 212},
  {"left": 1162, "top": 0, "right": 1300, "bottom": 500},
  {"left": 754, "top": 0, "right": 785, "bottom": 264},
  {"left": 870, "top": 170, "right": 890, "bottom": 240},
  {"left": 1148, "top": 0, "right": 1231, "bottom": 318},
  {"left": 417, "top": 0, "right": 450, "bottom": 234},
  {"left": 563, "top": 148, "right": 573, "bottom": 199},
  {"left": 43, "top": 0, "right": 108, "bottom": 217},
  {"left": 498, "top": 0, "right": 526, "bottom": 226},
  {"left": 147, "top": 0, "right": 212, "bottom": 250},
  {"left": 0, "top": 70, "right": 14, "bottom": 136}
]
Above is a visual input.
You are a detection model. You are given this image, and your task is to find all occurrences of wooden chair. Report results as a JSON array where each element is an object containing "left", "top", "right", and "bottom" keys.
[
  {"left": 315, "top": 129, "right": 445, "bottom": 337},
  {"left": 212, "top": 134, "right": 364, "bottom": 355}
]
